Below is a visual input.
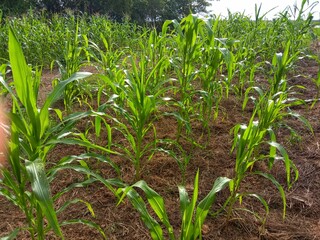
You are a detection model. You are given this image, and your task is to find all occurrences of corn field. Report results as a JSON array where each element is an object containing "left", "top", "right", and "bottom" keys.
[{"left": 0, "top": 2, "right": 320, "bottom": 239}]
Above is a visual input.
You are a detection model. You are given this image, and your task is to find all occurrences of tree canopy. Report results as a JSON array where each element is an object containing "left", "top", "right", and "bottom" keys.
[{"left": 1, "top": 0, "right": 210, "bottom": 23}]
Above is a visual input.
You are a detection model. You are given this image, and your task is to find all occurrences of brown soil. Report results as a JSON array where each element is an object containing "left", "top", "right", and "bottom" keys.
[{"left": 0, "top": 59, "right": 320, "bottom": 240}]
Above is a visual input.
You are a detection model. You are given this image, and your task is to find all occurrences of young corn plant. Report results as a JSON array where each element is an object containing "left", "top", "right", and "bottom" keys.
[
  {"left": 88, "top": 33, "right": 124, "bottom": 75},
  {"left": 218, "top": 39, "right": 237, "bottom": 98},
  {"left": 0, "top": 27, "right": 111, "bottom": 239},
  {"left": 285, "top": 0, "right": 315, "bottom": 53},
  {"left": 157, "top": 140, "right": 193, "bottom": 185},
  {"left": 226, "top": 112, "right": 292, "bottom": 223},
  {"left": 166, "top": 14, "right": 204, "bottom": 140},
  {"left": 306, "top": 54, "right": 320, "bottom": 107},
  {"left": 107, "top": 55, "right": 168, "bottom": 181},
  {"left": 144, "top": 27, "right": 172, "bottom": 71},
  {"left": 257, "top": 41, "right": 313, "bottom": 133},
  {"left": 51, "top": 21, "right": 90, "bottom": 112},
  {"left": 117, "top": 170, "right": 230, "bottom": 240},
  {"left": 228, "top": 71, "right": 312, "bottom": 224},
  {"left": 197, "top": 19, "right": 224, "bottom": 140},
  {"left": 269, "top": 41, "right": 299, "bottom": 95}
]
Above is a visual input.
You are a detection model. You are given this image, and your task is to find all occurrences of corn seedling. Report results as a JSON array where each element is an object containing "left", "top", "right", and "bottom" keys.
[
  {"left": 197, "top": 20, "right": 224, "bottom": 139},
  {"left": 246, "top": 45, "right": 313, "bottom": 134},
  {"left": 157, "top": 139, "right": 193, "bottom": 185},
  {"left": 227, "top": 81, "right": 311, "bottom": 223},
  {"left": 118, "top": 170, "right": 230, "bottom": 240},
  {"left": 218, "top": 40, "right": 237, "bottom": 98},
  {"left": 106, "top": 55, "right": 169, "bottom": 181},
  {"left": 88, "top": 33, "right": 124, "bottom": 75},
  {"left": 305, "top": 54, "right": 320, "bottom": 107},
  {"left": 269, "top": 41, "right": 299, "bottom": 94},
  {"left": 51, "top": 21, "right": 90, "bottom": 112},
  {"left": 226, "top": 114, "right": 289, "bottom": 223},
  {"left": 166, "top": 15, "right": 203, "bottom": 140}
]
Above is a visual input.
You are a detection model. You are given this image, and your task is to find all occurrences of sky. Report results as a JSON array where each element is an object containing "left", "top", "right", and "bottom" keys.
[{"left": 207, "top": 0, "right": 320, "bottom": 19}]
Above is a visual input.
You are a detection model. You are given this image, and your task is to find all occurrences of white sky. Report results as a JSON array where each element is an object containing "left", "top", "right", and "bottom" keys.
[{"left": 207, "top": 0, "right": 320, "bottom": 19}]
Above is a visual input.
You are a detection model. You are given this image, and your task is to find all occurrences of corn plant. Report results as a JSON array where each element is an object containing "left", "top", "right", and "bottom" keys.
[
  {"left": 228, "top": 75, "right": 312, "bottom": 223},
  {"left": 88, "top": 33, "right": 124, "bottom": 75},
  {"left": 268, "top": 41, "right": 299, "bottom": 94},
  {"left": 157, "top": 140, "right": 193, "bottom": 185},
  {"left": 218, "top": 40, "right": 237, "bottom": 98},
  {"left": 0, "top": 27, "right": 112, "bottom": 239},
  {"left": 165, "top": 15, "right": 203, "bottom": 140},
  {"left": 118, "top": 170, "right": 230, "bottom": 240},
  {"left": 227, "top": 113, "right": 290, "bottom": 223},
  {"left": 285, "top": 0, "right": 316, "bottom": 51},
  {"left": 251, "top": 43, "right": 313, "bottom": 133},
  {"left": 105, "top": 55, "right": 169, "bottom": 181},
  {"left": 97, "top": 68, "right": 127, "bottom": 108},
  {"left": 197, "top": 19, "right": 224, "bottom": 139},
  {"left": 51, "top": 21, "right": 90, "bottom": 112},
  {"left": 308, "top": 54, "right": 320, "bottom": 107},
  {"left": 142, "top": 28, "right": 172, "bottom": 71}
]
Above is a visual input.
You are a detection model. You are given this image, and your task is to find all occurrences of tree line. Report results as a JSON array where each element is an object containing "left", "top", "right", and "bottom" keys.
[{"left": 1, "top": 0, "right": 210, "bottom": 24}]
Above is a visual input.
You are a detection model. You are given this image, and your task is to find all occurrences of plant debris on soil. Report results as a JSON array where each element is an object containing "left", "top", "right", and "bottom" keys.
[{"left": 0, "top": 56, "right": 320, "bottom": 240}]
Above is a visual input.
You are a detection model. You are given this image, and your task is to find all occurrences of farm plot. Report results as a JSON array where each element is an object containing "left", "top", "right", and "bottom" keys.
[{"left": 0, "top": 6, "right": 320, "bottom": 240}]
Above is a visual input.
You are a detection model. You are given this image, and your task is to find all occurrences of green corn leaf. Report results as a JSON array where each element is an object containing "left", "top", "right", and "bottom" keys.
[
  {"left": 61, "top": 219, "right": 107, "bottom": 240},
  {"left": 53, "top": 153, "right": 120, "bottom": 175},
  {"left": 267, "top": 141, "right": 299, "bottom": 187},
  {"left": 94, "top": 115, "right": 102, "bottom": 137},
  {"left": 132, "top": 180, "right": 175, "bottom": 239},
  {"left": 56, "top": 198, "right": 95, "bottom": 217},
  {"left": 8, "top": 26, "right": 36, "bottom": 112},
  {"left": 79, "top": 160, "right": 90, "bottom": 179},
  {"left": 40, "top": 72, "right": 92, "bottom": 137},
  {"left": 267, "top": 129, "right": 277, "bottom": 169},
  {"left": 0, "top": 228, "right": 19, "bottom": 240},
  {"left": 245, "top": 193, "right": 269, "bottom": 217},
  {"left": 179, "top": 171, "right": 197, "bottom": 239},
  {"left": 254, "top": 171, "right": 286, "bottom": 219},
  {"left": 47, "top": 138, "right": 118, "bottom": 155},
  {"left": 53, "top": 178, "right": 97, "bottom": 201},
  {"left": 61, "top": 110, "right": 105, "bottom": 125},
  {"left": 8, "top": 27, "right": 41, "bottom": 142},
  {"left": 178, "top": 185, "right": 189, "bottom": 215},
  {"left": 287, "top": 111, "right": 313, "bottom": 134},
  {"left": 194, "top": 176, "right": 231, "bottom": 237},
  {"left": 5, "top": 122, "right": 22, "bottom": 184},
  {"left": 49, "top": 164, "right": 123, "bottom": 194},
  {"left": 119, "top": 186, "right": 164, "bottom": 240},
  {"left": 106, "top": 123, "right": 112, "bottom": 150},
  {"left": 52, "top": 108, "right": 63, "bottom": 121},
  {"left": 9, "top": 113, "right": 30, "bottom": 142},
  {"left": 187, "top": 170, "right": 199, "bottom": 235},
  {"left": 25, "top": 159, "right": 63, "bottom": 238}
]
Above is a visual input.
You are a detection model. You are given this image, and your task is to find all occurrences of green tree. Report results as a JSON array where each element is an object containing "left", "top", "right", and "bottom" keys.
[
  {"left": 0, "top": 0, "right": 37, "bottom": 15},
  {"left": 161, "top": 0, "right": 210, "bottom": 20},
  {"left": 105, "top": 0, "right": 133, "bottom": 21},
  {"left": 39, "top": 0, "right": 63, "bottom": 13},
  {"left": 1, "top": 0, "right": 210, "bottom": 23},
  {"left": 129, "top": 0, "right": 210, "bottom": 24}
]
